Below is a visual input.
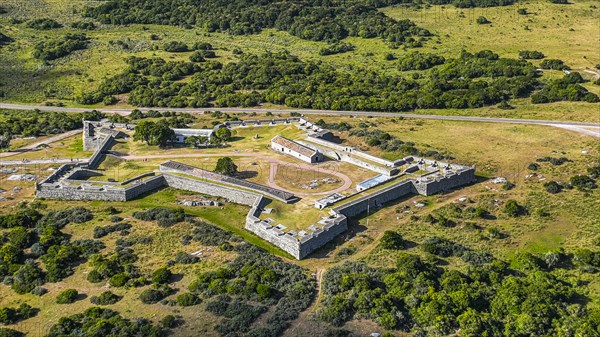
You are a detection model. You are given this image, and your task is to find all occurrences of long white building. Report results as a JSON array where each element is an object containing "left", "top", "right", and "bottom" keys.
[{"left": 271, "top": 136, "right": 323, "bottom": 164}]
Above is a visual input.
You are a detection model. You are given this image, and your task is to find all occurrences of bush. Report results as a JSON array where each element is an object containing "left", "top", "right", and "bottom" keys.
[
  {"left": 397, "top": 52, "right": 445, "bottom": 71},
  {"left": 90, "top": 291, "right": 121, "bottom": 305},
  {"left": 140, "top": 288, "right": 167, "bottom": 304},
  {"left": 152, "top": 267, "right": 172, "bottom": 284},
  {"left": 189, "top": 51, "right": 205, "bottom": 62},
  {"left": 133, "top": 208, "right": 186, "bottom": 227},
  {"left": 543, "top": 181, "right": 563, "bottom": 194},
  {"left": 527, "top": 163, "right": 540, "bottom": 170},
  {"left": 379, "top": 231, "right": 405, "bottom": 250},
  {"left": 504, "top": 199, "right": 524, "bottom": 217},
  {"left": 570, "top": 175, "right": 597, "bottom": 190},
  {"left": 0, "top": 304, "right": 36, "bottom": 325},
  {"left": 109, "top": 273, "right": 130, "bottom": 287},
  {"left": 0, "top": 328, "right": 25, "bottom": 337},
  {"left": 31, "top": 286, "right": 48, "bottom": 296},
  {"left": 476, "top": 16, "right": 491, "bottom": 24},
  {"left": 33, "top": 34, "right": 90, "bottom": 61},
  {"left": 163, "top": 41, "right": 188, "bottom": 52},
  {"left": 87, "top": 269, "right": 103, "bottom": 283},
  {"left": 174, "top": 252, "right": 200, "bottom": 264},
  {"left": 26, "top": 18, "right": 62, "bottom": 30},
  {"left": 176, "top": 292, "right": 201, "bottom": 306},
  {"left": 11, "top": 262, "right": 44, "bottom": 294},
  {"left": 319, "top": 42, "right": 355, "bottom": 56},
  {"left": 540, "top": 59, "right": 569, "bottom": 70},
  {"left": 519, "top": 50, "right": 544, "bottom": 59},
  {"left": 192, "top": 42, "right": 213, "bottom": 50},
  {"left": 71, "top": 21, "right": 96, "bottom": 30},
  {"left": 56, "top": 289, "right": 78, "bottom": 304},
  {"left": 93, "top": 223, "right": 132, "bottom": 238}
]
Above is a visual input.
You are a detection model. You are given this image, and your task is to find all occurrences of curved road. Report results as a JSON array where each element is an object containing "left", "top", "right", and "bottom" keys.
[{"left": 1, "top": 103, "right": 598, "bottom": 137}]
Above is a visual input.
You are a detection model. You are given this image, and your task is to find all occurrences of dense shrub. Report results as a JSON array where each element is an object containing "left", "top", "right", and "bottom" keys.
[
  {"left": 0, "top": 304, "right": 37, "bottom": 324},
  {"left": 133, "top": 208, "right": 185, "bottom": 227},
  {"left": 84, "top": 0, "right": 431, "bottom": 47},
  {"left": 519, "top": 50, "right": 545, "bottom": 59},
  {"left": 109, "top": 273, "right": 130, "bottom": 287},
  {"left": 26, "top": 18, "right": 62, "bottom": 30},
  {"left": 379, "top": 231, "right": 405, "bottom": 250},
  {"left": 140, "top": 288, "right": 168, "bottom": 304},
  {"left": 319, "top": 42, "right": 355, "bottom": 56},
  {"left": 0, "top": 328, "right": 25, "bottom": 337},
  {"left": 174, "top": 252, "right": 200, "bottom": 264},
  {"left": 570, "top": 175, "right": 597, "bottom": 190},
  {"left": 504, "top": 199, "right": 525, "bottom": 217},
  {"left": 71, "top": 21, "right": 96, "bottom": 30},
  {"left": 476, "top": 16, "right": 491, "bottom": 24},
  {"left": 397, "top": 52, "right": 445, "bottom": 71},
  {"left": 56, "top": 289, "right": 78, "bottom": 304},
  {"left": 539, "top": 59, "right": 569, "bottom": 70},
  {"left": 11, "top": 262, "right": 44, "bottom": 294},
  {"left": 45, "top": 307, "right": 170, "bottom": 336},
  {"left": 163, "top": 41, "right": 188, "bottom": 52},
  {"left": 0, "top": 32, "right": 13, "bottom": 47},
  {"left": 544, "top": 181, "right": 563, "bottom": 194},
  {"left": 33, "top": 34, "right": 89, "bottom": 61},
  {"left": 536, "top": 156, "right": 571, "bottom": 165},
  {"left": 93, "top": 223, "right": 132, "bottom": 238},
  {"left": 78, "top": 49, "right": 574, "bottom": 112},
  {"left": 421, "top": 236, "right": 466, "bottom": 257},
  {"left": 90, "top": 291, "right": 121, "bottom": 305},
  {"left": 176, "top": 292, "right": 201, "bottom": 306},
  {"left": 151, "top": 267, "right": 172, "bottom": 284}
]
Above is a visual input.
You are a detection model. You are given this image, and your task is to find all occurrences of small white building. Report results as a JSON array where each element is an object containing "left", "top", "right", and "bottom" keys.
[
  {"left": 271, "top": 136, "right": 323, "bottom": 163},
  {"left": 172, "top": 128, "right": 214, "bottom": 144}
]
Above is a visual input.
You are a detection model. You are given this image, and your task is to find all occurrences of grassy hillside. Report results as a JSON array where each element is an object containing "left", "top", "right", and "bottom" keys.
[{"left": 0, "top": 0, "right": 598, "bottom": 121}]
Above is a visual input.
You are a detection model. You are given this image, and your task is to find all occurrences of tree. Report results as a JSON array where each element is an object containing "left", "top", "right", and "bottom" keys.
[
  {"left": 133, "top": 120, "right": 175, "bottom": 147},
  {"left": 214, "top": 157, "right": 237, "bottom": 176},
  {"left": 215, "top": 127, "right": 231, "bottom": 143}
]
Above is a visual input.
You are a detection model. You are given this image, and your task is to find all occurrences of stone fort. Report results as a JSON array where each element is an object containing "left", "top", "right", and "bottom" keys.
[{"left": 35, "top": 118, "right": 476, "bottom": 259}]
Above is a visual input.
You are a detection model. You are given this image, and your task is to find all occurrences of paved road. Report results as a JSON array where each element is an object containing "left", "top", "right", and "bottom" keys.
[{"left": 1, "top": 103, "right": 599, "bottom": 132}]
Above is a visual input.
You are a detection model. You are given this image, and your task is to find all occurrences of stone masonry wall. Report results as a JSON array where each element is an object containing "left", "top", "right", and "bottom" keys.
[
  {"left": 87, "top": 135, "right": 115, "bottom": 169},
  {"left": 162, "top": 174, "right": 260, "bottom": 206},
  {"left": 333, "top": 180, "right": 416, "bottom": 218}
]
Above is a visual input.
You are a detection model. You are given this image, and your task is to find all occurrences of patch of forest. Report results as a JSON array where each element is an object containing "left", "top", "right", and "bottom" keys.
[
  {"left": 78, "top": 50, "right": 598, "bottom": 111},
  {"left": 84, "top": 0, "right": 431, "bottom": 47}
]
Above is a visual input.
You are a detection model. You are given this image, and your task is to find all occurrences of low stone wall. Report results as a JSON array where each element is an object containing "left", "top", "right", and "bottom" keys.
[
  {"left": 299, "top": 140, "right": 395, "bottom": 176},
  {"left": 163, "top": 174, "right": 261, "bottom": 206},
  {"left": 36, "top": 184, "right": 128, "bottom": 201},
  {"left": 124, "top": 175, "right": 167, "bottom": 200},
  {"left": 333, "top": 180, "right": 416, "bottom": 218},
  {"left": 306, "top": 136, "right": 396, "bottom": 167}
]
